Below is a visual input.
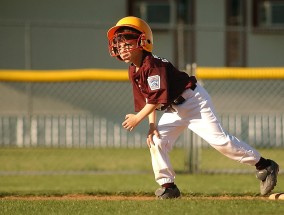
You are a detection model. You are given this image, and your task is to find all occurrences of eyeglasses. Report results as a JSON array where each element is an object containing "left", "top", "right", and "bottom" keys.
[{"left": 108, "top": 32, "right": 142, "bottom": 57}]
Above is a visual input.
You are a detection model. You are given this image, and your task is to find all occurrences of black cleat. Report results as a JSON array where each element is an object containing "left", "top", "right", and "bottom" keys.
[
  {"left": 256, "top": 159, "right": 279, "bottom": 195},
  {"left": 155, "top": 185, "right": 181, "bottom": 199}
]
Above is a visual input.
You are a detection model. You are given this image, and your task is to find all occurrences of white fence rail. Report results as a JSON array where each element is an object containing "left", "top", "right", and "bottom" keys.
[{"left": 1, "top": 114, "right": 283, "bottom": 148}]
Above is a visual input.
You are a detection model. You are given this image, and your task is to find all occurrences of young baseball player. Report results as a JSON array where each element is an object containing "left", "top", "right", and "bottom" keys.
[{"left": 107, "top": 16, "right": 279, "bottom": 199}]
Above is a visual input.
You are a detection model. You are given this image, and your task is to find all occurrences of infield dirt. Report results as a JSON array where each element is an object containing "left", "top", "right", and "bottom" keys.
[{"left": 1, "top": 194, "right": 271, "bottom": 201}]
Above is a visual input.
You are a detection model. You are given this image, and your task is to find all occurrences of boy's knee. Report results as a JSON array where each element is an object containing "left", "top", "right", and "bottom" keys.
[{"left": 152, "top": 135, "right": 172, "bottom": 152}]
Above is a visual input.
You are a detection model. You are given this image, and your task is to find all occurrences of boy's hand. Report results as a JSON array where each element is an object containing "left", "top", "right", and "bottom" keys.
[
  {"left": 122, "top": 114, "right": 139, "bottom": 131},
  {"left": 147, "top": 123, "right": 160, "bottom": 148},
  {"left": 122, "top": 104, "right": 158, "bottom": 132}
]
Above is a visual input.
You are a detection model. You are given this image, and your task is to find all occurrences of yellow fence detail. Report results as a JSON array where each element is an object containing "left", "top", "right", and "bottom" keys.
[
  {"left": 0, "top": 69, "right": 129, "bottom": 82},
  {"left": 196, "top": 67, "right": 284, "bottom": 79},
  {"left": 0, "top": 67, "right": 284, "bottom": 82}
]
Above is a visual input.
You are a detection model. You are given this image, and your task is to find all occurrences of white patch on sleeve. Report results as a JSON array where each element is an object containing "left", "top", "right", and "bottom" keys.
[{"left": 147, "top": 75, "right": 160, "bottom": 90}]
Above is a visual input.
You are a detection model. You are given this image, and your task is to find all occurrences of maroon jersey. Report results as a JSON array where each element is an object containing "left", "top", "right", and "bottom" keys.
[{"left": 129, "top": 53, "right": 196, "bottom": 112}]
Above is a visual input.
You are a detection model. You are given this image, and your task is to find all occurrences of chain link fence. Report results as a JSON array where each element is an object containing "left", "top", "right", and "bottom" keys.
[
  {"left": 0, "top": 81, "right": 149, "bottom": 148},
  {"left": 1, "top": 71, "right": 284, "bottom": 174},
  {"left": 1, "top": 77, "right": 284, "bottom": 148}
]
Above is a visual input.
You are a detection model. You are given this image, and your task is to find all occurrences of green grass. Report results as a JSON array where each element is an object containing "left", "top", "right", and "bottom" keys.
[
  {"left": 0, "top": 147, "right": 284, "bottom": 215},
  {"left": 0, "top": 174, "right": 245, "bottom": 196},
  {"left": 1, "top": 147, "right": 283, "bottom": 172},
  {"left": 0, "top": 148, "right": 154, "bottom": 172},
  {"left": 1, "top": 198, "right": 284, "bottom": 215},
  {"left": 1, "top": 174, "right": 284, "bottom": 197},
  {"left": 200, "top": 147, "right": 284, "bottom": 171}
]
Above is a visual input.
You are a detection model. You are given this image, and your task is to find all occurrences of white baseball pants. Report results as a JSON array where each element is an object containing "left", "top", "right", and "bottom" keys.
[{"left": 150, "top": 83, "right": 261, "bottom": 185}]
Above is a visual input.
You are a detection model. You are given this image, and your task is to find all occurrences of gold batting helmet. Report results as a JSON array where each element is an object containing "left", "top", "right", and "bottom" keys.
[{"left": 107, "top": 16, "right": 153, "bottom": 53}]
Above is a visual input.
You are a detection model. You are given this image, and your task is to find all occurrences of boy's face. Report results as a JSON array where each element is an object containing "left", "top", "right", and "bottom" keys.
[
  {"left": 116, "top": 37, "right": 139, "bottom": 63},
  {"left": 109, "top": 31, "right": 143, "bottom": 64}
]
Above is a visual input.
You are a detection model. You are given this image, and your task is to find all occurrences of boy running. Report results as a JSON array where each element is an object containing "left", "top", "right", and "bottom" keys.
[{"left": 107, "top": 16, "right": 279, "bottom": 199}]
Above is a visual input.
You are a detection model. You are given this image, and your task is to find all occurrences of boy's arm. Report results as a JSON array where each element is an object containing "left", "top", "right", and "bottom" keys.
[
  {"left": 122, "top": 103, "right": 159, "bottom": 131},
  {"left": 147, "top": 108, "right": 160, "bottom": 147},
  {"left": 148, "top": 107, "right": 156, "bottom": 125}
]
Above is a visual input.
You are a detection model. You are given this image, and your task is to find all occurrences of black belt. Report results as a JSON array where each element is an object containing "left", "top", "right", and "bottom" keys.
[
  {"left": 172, "top": 83, "right": 196, "bottom": 105},
  {"left": 173, "top": 96, "right": 185, "bottom": 105}
]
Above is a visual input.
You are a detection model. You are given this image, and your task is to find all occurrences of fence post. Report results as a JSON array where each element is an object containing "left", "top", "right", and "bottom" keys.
[
  {"left": 184, "top": 129, "right": 201, "bottom": 174},
  {"left": 184, "top": 63, "right": 199, "bottom": 174}
]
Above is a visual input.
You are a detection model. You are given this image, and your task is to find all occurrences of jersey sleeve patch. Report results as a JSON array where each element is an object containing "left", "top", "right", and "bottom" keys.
[{"left": 147, "top": 75, "right": 160, "bottom": 90}]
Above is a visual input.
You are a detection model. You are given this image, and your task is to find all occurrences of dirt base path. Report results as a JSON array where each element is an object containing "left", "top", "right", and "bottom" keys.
[{"left": 1, "top": 194, "right": 269, "bottom": 201}]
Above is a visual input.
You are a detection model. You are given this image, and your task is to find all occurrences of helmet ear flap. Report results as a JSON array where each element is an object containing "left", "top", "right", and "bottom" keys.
[
  {"left": 139, "top": 33, "right": 147, "bottom": 48},
  {"left": 138, "top": 33, "right": 152, "bottom": 52}
]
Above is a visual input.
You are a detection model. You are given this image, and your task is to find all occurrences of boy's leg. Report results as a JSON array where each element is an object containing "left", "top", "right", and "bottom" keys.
[
  {"left": 184, "top": 84, "right": 279, "bottom": 195},
  {"left": 190, "top": 122, "right": 279, "bottom": 195},
  {"left": 149, "top": 134, "right": 176, "bottom": 185},
  {"left": 149, "top": 111, "right": 186, "bottom": 198}
]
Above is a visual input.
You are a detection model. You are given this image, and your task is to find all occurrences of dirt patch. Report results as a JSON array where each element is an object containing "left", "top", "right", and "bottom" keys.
[
  {"left": 1, "top": 195, "right": 155, "bottom": 201},
  {"left": 1, "top": 194, "right": 268, "bottom": 201}
]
